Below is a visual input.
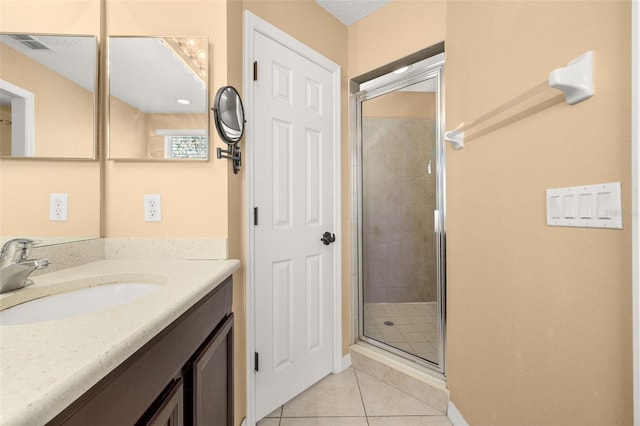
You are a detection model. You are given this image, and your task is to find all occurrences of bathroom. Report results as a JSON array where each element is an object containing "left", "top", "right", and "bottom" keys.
[{"left": 0, "top": 0, "right": 637, "bottom": 425}]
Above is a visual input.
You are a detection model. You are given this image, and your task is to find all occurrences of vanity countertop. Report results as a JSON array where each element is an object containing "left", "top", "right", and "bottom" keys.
[{"left": 0, "top": 258, "right": 240, "bottom": 426}]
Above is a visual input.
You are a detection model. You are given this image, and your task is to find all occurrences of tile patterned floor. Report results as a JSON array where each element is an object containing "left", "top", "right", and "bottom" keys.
[
  {"left": 363, "top": 302, "right": 439, "bottom": 363},
  {"left": 257, "top": 367, "right": 451, "bottom": 426}
]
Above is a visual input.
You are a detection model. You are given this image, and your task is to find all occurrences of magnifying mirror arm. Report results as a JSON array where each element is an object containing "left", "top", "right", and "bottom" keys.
[{"left": 216, "top": 144, "right": 242, "bottom": 174}]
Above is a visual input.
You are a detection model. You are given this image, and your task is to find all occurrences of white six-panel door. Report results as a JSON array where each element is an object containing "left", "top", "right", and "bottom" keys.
[{"left": 252, "top": 29, "right": 337, "bottom": 421}]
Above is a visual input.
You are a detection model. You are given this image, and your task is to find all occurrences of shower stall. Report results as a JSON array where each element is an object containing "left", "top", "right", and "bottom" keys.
[{"left": 352, "top": 50, "right": 446, "bottom": 375}]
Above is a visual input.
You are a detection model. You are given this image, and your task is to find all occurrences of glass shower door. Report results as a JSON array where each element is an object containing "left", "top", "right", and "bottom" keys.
[{"left": 357, "top": 63, "right": 445, "bottom": 372}]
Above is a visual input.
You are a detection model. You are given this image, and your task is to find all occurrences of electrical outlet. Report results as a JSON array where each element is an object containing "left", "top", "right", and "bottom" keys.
[
  {"left": 144, "top": 194, "right": 162, "bottom": 222},
  {"left": 49, "top": 193, "right": 68, "bottom": 221}
]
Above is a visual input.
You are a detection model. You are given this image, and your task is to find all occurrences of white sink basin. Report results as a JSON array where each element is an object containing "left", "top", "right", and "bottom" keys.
[{"left": 0, "top": 282, "right": 161, "bottom": 326}]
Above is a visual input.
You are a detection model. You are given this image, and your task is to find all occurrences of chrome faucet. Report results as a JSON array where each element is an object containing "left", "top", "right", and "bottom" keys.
[{"left": 0, "top": 239, "right": 49, "bottom": 294}]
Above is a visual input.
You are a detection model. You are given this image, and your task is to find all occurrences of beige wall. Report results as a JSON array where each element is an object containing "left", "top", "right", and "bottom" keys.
[
  {"left": 108, "top": 95, "right": 147, "bottom": 158},
  {"left": 0, "top": 0, "right": 101, "bottom": 240},
  {"left": 104, "top": 0, "right": 230, "bottom": 239},
  {"left": 5, "top": 1, "right": 632, "bottom": 425},
  {"left": 444, "top": 1, "right": 632, "bottom": 425},
  {"left": 351, "top": 0, "right": 632, "bottom": 424},
  {"left": 348, "top": 0, "right": 447, "bottom": 78}
]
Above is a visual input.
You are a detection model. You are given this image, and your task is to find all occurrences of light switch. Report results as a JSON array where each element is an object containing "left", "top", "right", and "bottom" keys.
[
  {"left": 546, "top": 182, "right": 622, "bottom": 229},
  {"left": 563, "top": 195, "right": 577, "bottom": 219},
  {"left": 579, "top": 193, "right": 593, "bottom": 218},
  {"left": 549, "top": 196, "right": 561, "bottom": 219},
  {"left": 597, "top": 192, "right": 612, "bottom": 218}
]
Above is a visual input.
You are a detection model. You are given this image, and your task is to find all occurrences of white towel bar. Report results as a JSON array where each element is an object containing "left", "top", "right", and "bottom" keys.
[{"left": 445, "top": 51, "right": 594, "bottom": 150}]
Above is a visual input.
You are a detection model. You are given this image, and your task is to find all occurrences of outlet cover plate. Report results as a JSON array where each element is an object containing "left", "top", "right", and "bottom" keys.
[
  {"left": 49, "top": 193, "right": 68, "bottom": 222},
  {"left": 144, "top": 194, "right": 162, "bottom": 222}
]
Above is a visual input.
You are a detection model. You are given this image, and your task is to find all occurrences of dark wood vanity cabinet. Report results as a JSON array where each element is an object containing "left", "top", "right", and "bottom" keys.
[
  {"left": 187, "top": 314, "right": 233, "bottom": 425},
  {"left": 48, "top": 276, "right": 234, "bottom": 426},
  {"left": 142, "top": 377, "right": 185, "bottom": 426}
]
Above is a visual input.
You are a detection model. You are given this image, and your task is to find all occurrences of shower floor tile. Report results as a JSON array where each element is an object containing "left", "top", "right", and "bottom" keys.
[{"left": 363, "top": 302, "right": 440, "bottom": 363}]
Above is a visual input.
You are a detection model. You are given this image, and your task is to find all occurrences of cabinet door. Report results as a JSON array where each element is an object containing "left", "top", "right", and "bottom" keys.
[
  {"left": 189, "top": 314, "right": 233, "bottom": 426},
  {"left": 141, "top": 378, "right": 184, "bottom": 426}
]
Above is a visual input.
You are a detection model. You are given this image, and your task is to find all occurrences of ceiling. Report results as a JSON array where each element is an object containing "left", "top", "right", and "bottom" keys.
[
  {"left": 1, "top": 34, "right": 206, "bottom": 114},
  {"left": 0, "top": 34, "right": 96, "bottom": 93},
  {"left": 315, "top": 0, "right": 390, "bottom": 25},
  {"left": 109, "top": 37, "right": 207, "bottom": 114}
]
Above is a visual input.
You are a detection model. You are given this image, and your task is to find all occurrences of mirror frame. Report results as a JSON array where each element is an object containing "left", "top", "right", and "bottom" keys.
[
  {"left": 106, "top": 35, "right": 210, "bottom": 162},
  {"left": 213, "top": 85, "right": 245, "bottom": 145},
  {"left": 0, "top": 33, "right": 98, "bottom": 161}
]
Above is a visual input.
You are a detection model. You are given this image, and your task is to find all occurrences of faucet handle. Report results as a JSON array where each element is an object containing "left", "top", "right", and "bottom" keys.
[{"left": 0, "top": 238, "right": 40, "bottom": 261}]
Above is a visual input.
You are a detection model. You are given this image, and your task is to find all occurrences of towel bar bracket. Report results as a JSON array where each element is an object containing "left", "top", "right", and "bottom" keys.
[
  {"left": 548, "top": 51, "right": 594, "bottom": 105},
  {"left": 444, "top": 131, "right": 464, "bottom": 150}
]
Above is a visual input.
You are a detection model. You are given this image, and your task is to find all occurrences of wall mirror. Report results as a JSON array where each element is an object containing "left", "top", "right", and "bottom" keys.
[
  {"left": 213, "top": 86, "right": 244, "bottom": 174},
  {"left": 0, "top": 33, "right": 97, "bottom": 159},
  {"left": 108, "top": 36, "right": 209, "bottom": 161}
]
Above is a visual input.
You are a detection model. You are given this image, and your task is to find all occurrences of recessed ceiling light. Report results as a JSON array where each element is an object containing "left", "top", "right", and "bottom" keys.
[
  {"left": 393, "top": 65, "right": 411, "bottom": 74},
  {"left": 177, "top": 99, "right": 191, "bottom": 105}
]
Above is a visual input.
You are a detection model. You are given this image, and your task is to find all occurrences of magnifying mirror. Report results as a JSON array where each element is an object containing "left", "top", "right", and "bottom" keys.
[
  {"left": 213, "top": 86, "right": 245, "bottom": 145},
  {"left": 213, "top": 86, "right": 244, "bottom": 174}
]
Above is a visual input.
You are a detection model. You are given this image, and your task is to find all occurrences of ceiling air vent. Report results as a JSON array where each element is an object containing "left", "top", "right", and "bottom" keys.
[{"left": 9, "top": 34, "right": 51, "bottom": 50}]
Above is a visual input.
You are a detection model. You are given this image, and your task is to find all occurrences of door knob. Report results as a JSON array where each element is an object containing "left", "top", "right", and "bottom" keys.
[{"left": 320, "top": 232, "right": 336, "bottom": 245}]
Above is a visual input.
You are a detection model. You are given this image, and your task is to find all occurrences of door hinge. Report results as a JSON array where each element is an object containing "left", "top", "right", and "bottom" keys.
[
  {"left": 255, "top": 352, "right": 259, "bottom": 372},
  {"left": 253, "top": 61, "right": 258, "bottom": 81},
  {"left": 254, "top": 207, "right": 258, "bottom": 226}
]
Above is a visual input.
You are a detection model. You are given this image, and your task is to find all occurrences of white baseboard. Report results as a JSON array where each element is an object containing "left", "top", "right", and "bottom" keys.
[
  {"left": 448, "top": 401, "right": 469, "bottom": 426},
  {"left": 340, "top": 353, "right": 352, "bottom": 372}
]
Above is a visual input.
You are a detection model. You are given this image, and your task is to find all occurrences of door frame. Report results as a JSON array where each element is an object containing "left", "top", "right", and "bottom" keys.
[
  {"left": 632, "top": 1, "right": 639, "bottom": 424},
  {"left": 243, "top": 11, "right": 342, "bottom": 426},
  {"left": 0, "top": 79, "right": 35, "bottom": 156}
]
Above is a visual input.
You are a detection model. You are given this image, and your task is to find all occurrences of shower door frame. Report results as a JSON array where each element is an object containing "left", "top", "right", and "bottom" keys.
[{"left": 351, "top": 53, "right": 447, "bottom": 376}]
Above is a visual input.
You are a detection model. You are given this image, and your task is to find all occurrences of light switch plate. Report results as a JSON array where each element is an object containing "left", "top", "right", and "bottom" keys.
[{"left": 546, "top": 182, "right": 622, "bottom": 229}]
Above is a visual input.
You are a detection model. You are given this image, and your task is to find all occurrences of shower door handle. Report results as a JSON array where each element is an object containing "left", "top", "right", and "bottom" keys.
[{"left": 321, "top": 232, "right": 336, "bottom": 245}]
